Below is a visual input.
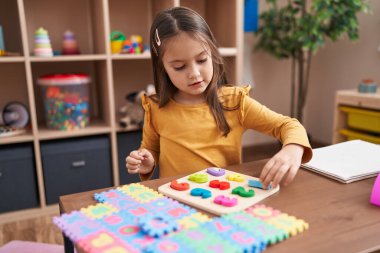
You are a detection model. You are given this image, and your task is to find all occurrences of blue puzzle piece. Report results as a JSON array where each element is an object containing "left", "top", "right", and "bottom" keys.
[
  {"left": 248, "top": 179, "right": 271, "bottom": 190},
  {"left": 139, "top": 214, "right": 179, "bottom": 238}
]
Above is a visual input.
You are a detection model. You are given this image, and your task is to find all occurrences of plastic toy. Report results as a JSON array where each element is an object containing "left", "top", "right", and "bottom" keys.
[
  {"left": 358, "top": 79, "right": 378, "bottom": 93},
  {"left": 119, "top": 84, "right": 155, "bottom": 129},
  {"left": 54, "top": 183, "right": 308, "bottom": 253},
  {"left": 110, "top": 31, "right": 126, "bottom": 54},
  {"left": 370, "top": 173, "right": 380, "bottom": 207},
  {"left": 0, "top": 102, "right": 30, "bottom": 128},
  {"left": 62, "top": 30, "right": 80, "bottom": 55},
  {"left": 0, "top": 50, "right": 21, "bottom": 56},
  {"left": 121, "top": 35, "right": 144, "bottom": 54},
  {"left": 33, "top": 27, "right": 53, "bottom": 57},
  {"left": 37, "top": 74, "right": 90, "bottom": 130}
]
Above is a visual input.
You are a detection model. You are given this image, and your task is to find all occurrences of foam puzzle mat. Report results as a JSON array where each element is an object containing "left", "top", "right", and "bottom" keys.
[{"left": 54, "top": 182, "right": 309, "bottom": 253}]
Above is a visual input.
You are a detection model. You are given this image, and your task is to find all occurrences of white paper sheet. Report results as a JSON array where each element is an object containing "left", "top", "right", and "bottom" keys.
[{"left": 302, "top": 140, "right": 380, "bottom": 183}]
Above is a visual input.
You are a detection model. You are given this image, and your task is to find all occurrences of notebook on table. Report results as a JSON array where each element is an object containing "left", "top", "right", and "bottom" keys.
[{"left": 302, "top": 140, "right": 380, "bottom": 183}]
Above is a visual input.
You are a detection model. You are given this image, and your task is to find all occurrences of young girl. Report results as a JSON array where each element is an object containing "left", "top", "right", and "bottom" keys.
[{"left": 126, "top": 6, "right": 312, "bottom": 189}]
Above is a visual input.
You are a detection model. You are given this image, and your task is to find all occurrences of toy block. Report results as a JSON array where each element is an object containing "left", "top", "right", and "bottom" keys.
[
  {"left": 190, "top": 188, "right": 211, "bottom": 199},
  {"left": 188, "top": 173, "right": 208, "bottom": 183},
  {"left": 232, "top": 186, "right": 255, "bottom": 197},
  {"left": 267, "top": 213, "right": 309, "bottom": 237},
  {"left": 170, "top": 180, "right": 190, "bottom": 191},
  {"left": 214, "top": 195, "right": 238, "bottom": 207},
  {"left": 226, "top": 173, "right": 245, "bottom": 182},
  {"left": 206, "top": 167, "right": 226, "bottom": 176},
  {"left": 248, "top": 179, "right": 272, "bottom": 190},
  {"left": 81, "top": 203, "right": 118, "bottom": 220}
]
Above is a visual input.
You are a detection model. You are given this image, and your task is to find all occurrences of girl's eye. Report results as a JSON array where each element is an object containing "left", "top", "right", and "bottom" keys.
[
  {"left": 197, "top": 58, "right": 207, "bottom": 64},
  {"left": 174, "top": 65, "right": 185, "bottom": 71}
]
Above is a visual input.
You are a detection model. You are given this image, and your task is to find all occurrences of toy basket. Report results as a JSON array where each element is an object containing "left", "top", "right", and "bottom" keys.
[{"left": 37, "top": 74, "right": 90, "bottom": 130}]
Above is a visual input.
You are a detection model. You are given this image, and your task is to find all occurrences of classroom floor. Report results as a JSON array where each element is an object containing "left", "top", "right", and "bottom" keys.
[{"left": 0, "top": 141, "right": 322, "bottom": 246}]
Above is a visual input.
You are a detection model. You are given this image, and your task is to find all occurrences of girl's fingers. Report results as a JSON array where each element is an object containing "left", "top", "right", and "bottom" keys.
[
  {"left": 261, "top": 161, "right": 280, "bottom": 189},
  {"left": 283, "top": 165, "right": 299, "bottom": 186},
  {"left": 272, "top": 164, "right": 289, "bottom": 188},
  {"left": 260, "top": 159, "right": 275, "bottom": 181}
]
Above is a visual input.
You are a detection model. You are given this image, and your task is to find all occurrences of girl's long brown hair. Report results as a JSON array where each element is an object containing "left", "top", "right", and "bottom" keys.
[{"left": 150, "top": 7, "right": 231, "bottom": 136}]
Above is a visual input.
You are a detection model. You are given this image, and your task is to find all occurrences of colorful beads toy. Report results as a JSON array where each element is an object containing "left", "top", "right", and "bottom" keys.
[
  {"left": 62, "top": 30, "right": 80, "bottom": 55},
  {"left": 206, "top": 167, "right": 226, "bottom": 176},
  {"left": 37, "top": 74, "right": 90, "bottom": 130},
  {"left": 188, "top": 173, "right": 208, "bottom": 183},
  {"left": 34, "top": 27, "right": 53, "bottom": 57}
]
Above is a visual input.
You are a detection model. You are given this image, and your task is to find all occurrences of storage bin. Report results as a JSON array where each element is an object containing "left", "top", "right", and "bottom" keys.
[
  {"left": 0, "top": 143, "right": 39, "bottom": 213},
  {"left": 339, "top": 129, "right": 380, "bottom": 144},
  {"left": 117, "top": 131, "right": 159, "bottom": 185},
  {"left": 339, "top": 106, "right": 380, "bottom": 133},
  {"left": 37, "top": 74, "right": 90, "bottom": 130},
  {"left": 41, "top": 135, "right": 112, "bottom": 204}
]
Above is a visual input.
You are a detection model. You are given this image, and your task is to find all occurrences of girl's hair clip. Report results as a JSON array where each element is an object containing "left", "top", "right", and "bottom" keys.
[{"left": 155, "top": 29, "right": 161, "bottom": 46}]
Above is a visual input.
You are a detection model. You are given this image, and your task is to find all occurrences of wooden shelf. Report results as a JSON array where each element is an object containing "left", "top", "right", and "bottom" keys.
[
  {"left": 333, "top": 89, "right": 380, "bottom": 143},
  {"left": 0, "top": 57, "right": 25, "bottom": 62},
  {"left": 37, "top": 122, "right": 111, "bottom": 141},
  {"left": 0, "top": 130, "right": 34, "bottom": 145},
  {"left": 30, "top": 55, "right": 108, "bottom": 62},
  {"left": 0, "top": 0, "right": 244, "bottom": 220}
]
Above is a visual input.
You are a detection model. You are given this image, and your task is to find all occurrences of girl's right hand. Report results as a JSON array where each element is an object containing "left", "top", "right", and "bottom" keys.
[{"left": 125, "top": 148, "right": 155, "bottom": 175}]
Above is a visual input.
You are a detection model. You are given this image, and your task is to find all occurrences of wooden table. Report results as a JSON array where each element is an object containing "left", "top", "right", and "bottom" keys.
[{"left": 59, "top": 160, "right": 380, "bottom": 253}]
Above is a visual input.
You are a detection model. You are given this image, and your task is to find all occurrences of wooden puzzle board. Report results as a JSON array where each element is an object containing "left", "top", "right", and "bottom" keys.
[{"left": 158, "top": 168, "right": 279, "bottom": 215}]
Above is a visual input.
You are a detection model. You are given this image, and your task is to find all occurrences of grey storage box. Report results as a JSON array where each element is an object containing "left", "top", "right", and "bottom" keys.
[
  {"left": 41, "top": 135, "right": 113, "bottom": 204},
  {"left": 0, "top": 143, "right": 39, "bottom": 213},
  {"left": 117, "top": 131, "right": 158, "bottom": 185}
]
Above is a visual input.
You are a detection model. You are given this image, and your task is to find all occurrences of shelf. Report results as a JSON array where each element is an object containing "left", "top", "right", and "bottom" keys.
[
  {"left": 37, "top": 122, "right": 111, "bottom": 141},
  {"left": 0, "top": 57, "right": 25, "bottom": 62},
  {"left": 110, "top": 47, "right": 237, "bottom": 61},
  {"left": 30, "top": 55, "right": 107, "bottom": 62},
  {"left": 111, "top": 51, "right": 151, "bottom": 60},
  {"left": 0, "top": 130, "right": 34, "bottom": 145},
  {"left": 0, "top": 0, "right": 243, "bottom": 220},
  {"left": 116, "top": 125, "right": 142, "bottom": 133}
]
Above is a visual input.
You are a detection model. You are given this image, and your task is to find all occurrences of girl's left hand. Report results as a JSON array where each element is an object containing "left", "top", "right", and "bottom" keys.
[{"left": 259, "top": 144, "right": 304, "bottom": 189}]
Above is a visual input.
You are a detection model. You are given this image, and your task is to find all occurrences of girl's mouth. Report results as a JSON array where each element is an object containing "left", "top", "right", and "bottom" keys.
[{"left": 190, "top": 81, "right": 202, "bottom": 86}]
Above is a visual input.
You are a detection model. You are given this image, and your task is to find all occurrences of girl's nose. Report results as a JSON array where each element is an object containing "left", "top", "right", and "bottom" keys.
[{"left": 188, "top": 63, "right": 200, "bottom": 79}]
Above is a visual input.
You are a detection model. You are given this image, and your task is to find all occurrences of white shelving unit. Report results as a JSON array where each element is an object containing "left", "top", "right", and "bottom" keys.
[{"left": 0, "top": 0, "right": 243, "bottom": 222}]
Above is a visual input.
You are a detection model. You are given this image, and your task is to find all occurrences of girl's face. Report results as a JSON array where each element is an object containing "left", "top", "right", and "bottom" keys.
[{"left": 162, "top": 32, "right": 213, "bottom": 104}]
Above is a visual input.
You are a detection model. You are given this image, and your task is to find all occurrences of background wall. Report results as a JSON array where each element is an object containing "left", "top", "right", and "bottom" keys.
[{"left": 242, "top": 0, "right": 380, "bottom": 147}]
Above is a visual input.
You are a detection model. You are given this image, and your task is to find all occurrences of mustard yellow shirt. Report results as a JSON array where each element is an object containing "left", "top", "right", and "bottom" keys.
[{"left": 140, "top": 86, "right": 312, "bottom": 180}]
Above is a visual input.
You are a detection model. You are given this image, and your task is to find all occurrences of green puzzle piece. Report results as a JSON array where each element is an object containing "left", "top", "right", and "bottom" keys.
[{"left": 232, "top": 186, "right": 255, "bottom": 197}]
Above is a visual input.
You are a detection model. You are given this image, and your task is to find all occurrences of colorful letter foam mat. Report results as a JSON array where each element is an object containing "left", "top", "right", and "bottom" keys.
[
  {"left": 158, "top": 168, "right": 280, "bottom": 215},
  {"left": 54, "top": 183, "right": 308, "bottom": 253}
]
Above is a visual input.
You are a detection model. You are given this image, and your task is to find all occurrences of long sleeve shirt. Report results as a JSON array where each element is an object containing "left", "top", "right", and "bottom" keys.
[{"left": 140, "top": 85, "right": 312, "bottom": 180}]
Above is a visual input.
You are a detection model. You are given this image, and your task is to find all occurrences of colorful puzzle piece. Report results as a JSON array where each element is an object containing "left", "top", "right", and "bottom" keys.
[
  {"left": 170, "top": 180, "right": 190, "bottom": 191},
  {"left": 55, "top": 182, "right": 308, "bottom": 253},
  {"left": 226, "top": 174, "right": 245, "bottom": 182},
  {"left": 209, "top": 180, "right": 230, "bottom": 190},
  {"left": 206, "top": 167, "right": 226, "bottom": 176},
  {"left": 188, "top": 174, "right": 208, "bottom": 183},
  {"left": 248, "top": 179, "right": 272, "bottom": 190},
  {"left": 232, "top": 186, "right": 255, "bottom": 197}
]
